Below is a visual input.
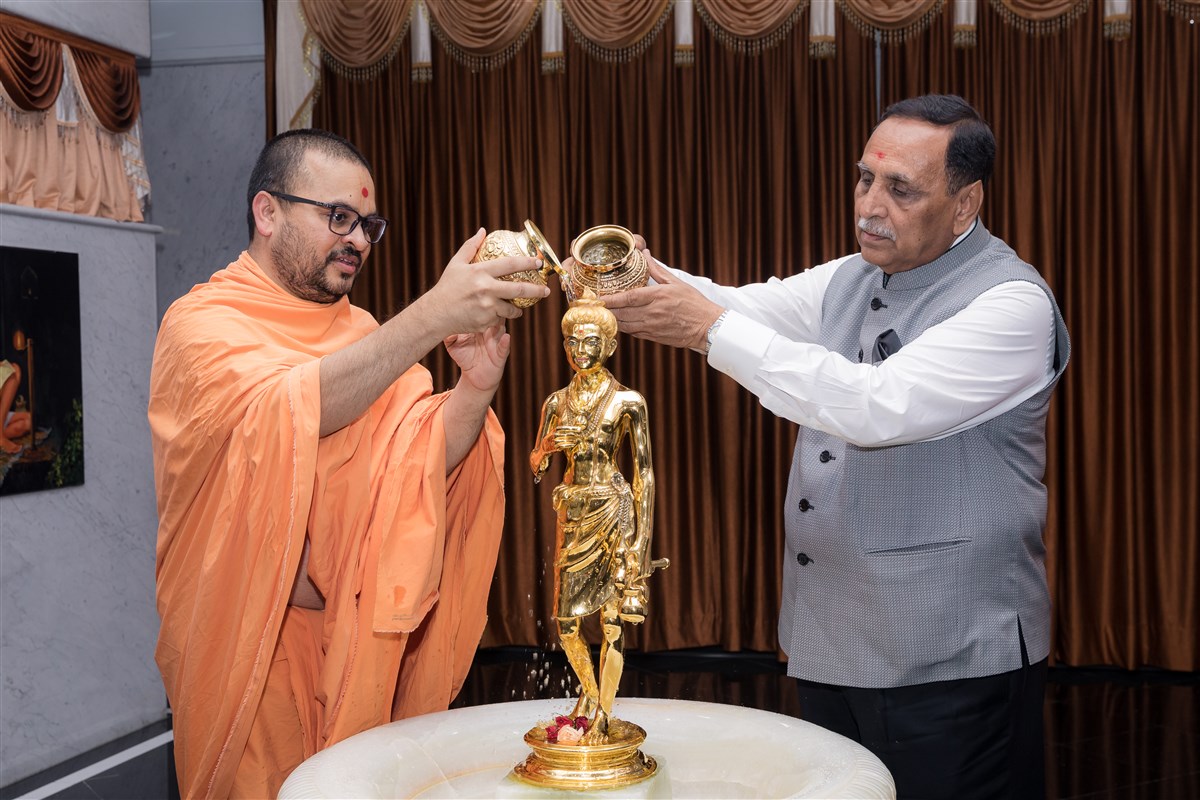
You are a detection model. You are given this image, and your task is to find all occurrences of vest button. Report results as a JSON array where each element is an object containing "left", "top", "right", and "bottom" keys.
[
  {"left": 798, "top": 498, "right": 813, "bottom": 512},
  {"left": 870, "top": 297, "right": 888, "bottom": 310},
  {"left": 857, "top": 348, "right": 863, "bottom": 362},
  {"left": 819, "top": 450, "right": 833, "bottom": 463},
  {"left": 796, "top": 552, "right": 812, "bottom": 565}
]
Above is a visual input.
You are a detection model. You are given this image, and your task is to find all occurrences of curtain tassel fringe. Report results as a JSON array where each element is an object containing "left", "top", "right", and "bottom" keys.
[
  {"left": 987, "top": 0, "right": 1090, "bottom": 36},
  {"left": 542, "top": 52, "right": 565, "bottom": 74},
  {"left": 808, "top": 36, "right": 836, "bottom": 59},
  {"left": 1103, "top": 14, "right": 1131, "bottom": 39}
]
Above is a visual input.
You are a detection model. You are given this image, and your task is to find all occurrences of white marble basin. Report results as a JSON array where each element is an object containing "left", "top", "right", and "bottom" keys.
[{"left": 279, "top": 698, "right": 895, "bottom": 798}]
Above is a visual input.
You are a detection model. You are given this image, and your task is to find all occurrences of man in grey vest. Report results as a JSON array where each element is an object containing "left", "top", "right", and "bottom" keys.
[{"left": 604, "top": 94, "right": 1070, "bottom": 799}]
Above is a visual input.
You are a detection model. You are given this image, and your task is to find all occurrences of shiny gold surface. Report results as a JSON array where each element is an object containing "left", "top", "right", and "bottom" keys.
[
  {"left": 569, "top": 225, "right": 649, "bottom": 298},
  {"left": 514, "top": 719, "right": 657, "bottom": 789},
  {"left": 515, "top": 291, "right": 667, "bottom": 789},
  {"left": 470, "top": 219, "right": 564, "bottom": 307}
]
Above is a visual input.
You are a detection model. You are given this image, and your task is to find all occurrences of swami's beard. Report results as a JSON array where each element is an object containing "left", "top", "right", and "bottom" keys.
[{"left": 272, "top": 226, "right": 362, "bottom": 303}]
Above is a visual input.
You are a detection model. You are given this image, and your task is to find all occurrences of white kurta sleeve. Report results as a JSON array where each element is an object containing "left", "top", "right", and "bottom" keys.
[{"left": 701, "top": 278, "right": 1056, "bottom": 447}]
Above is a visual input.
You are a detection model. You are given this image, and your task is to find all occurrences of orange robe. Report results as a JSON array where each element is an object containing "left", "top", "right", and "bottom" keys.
[{"left": 149, "top": 252, "right": 505, "bottom": 798}]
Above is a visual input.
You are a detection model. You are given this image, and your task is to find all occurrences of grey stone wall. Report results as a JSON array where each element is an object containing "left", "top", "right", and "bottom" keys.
[
  {"left": 0, "top": 207, "right": 164, "bottom": 784},
  {"left": 140, "top": 59, "right": 266, "bottom": 319}
]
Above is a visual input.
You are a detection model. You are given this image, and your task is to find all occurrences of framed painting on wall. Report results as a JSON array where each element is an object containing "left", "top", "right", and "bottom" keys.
[{"left": 0, "top": 245, "right": 84, "bottom": 496}]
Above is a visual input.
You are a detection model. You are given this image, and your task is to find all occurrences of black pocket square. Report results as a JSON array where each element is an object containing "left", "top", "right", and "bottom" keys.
[{"left": 873, "top": 329, "right": 902, "bottom": 362}]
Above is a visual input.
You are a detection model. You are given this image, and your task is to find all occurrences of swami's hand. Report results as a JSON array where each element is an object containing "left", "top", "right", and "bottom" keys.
[
  {"left": 422, "top": 229, "right": 550, "bottom": 338},
  {"left": 445, "top": 323, "right": 510, "bottom": 395},
  {"left": 603, "top": 252, "right": 724, "bottom": 352}
]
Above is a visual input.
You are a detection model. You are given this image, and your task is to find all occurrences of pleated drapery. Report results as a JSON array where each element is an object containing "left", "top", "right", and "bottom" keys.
[
  {"left": 69, "top": 47, "right": 140, "bottom": 134},
  {"left": 0, "top": 18, "right": 64, "bottom": 110},
  {"left": 299, "top": 0, "right": 413, "bottom": 77},
  {"left": 694, "top": 0, "right": 809, "bottom": 54},
  {"left": 264, "top": 0, "right": 1199, "bottom": 672},
  {"left": 0, "top": 11, "right": 149, "bottom": 222},
  {"left": 425, "top": 0, "right": 541, "bottom": 71},
  {"left": 559, "top": 0, "right": 674, "bottom": 59},
  {"left": 989, "top": 0, "right": 1091, "bottom": 34},
  {"left": 838, "top": 0, "right": 946, "bottom": 42}
]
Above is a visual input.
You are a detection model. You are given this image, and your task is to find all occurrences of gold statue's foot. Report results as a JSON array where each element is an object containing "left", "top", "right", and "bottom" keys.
[
  {"left": 581, "top": 726, "right": 610, "bottom": 745},
  {"left": 571, "top": 695, "right": 598, "bottom": 720},
  {"left": 582, "top": 710, "right": 611, "bottom": 744}
]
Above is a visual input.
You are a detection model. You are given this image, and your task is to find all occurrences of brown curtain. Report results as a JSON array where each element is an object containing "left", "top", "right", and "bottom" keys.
[
  {"left": 292, "top": 1, "right": 1197, "bottom": 669},
  {"left": 560, "top": 0, "right": 674, "bottom": 56},
  {"left": 70, "top": 48, "right": 140, "bottom": 133},
  {"left": 309, "top": 13, "right": 875, "bottom": 654},
  {"left": 695, "top": 0, "right": 807, "bottom": 37},
  {"left": 838, "top": 0, "right": 946, "bottom": 41},
  {"left": 0, "top": 15, "right": 64, "bottom": 110},
  {"left": 0, "top": 12, "right": 146, "bottom": 222},
  {"left": 0, "top": 11, "right": 139, "bottom": 128},
  {"left": 425, "top": 0, "right": 540, "bottom": 69},
  {"left": 694, "top": 0, "right": 809, "bottom": 53},
  {"left": 264, "top": 0, "right": 278, "bottom": 137},
  {"left": 300, "top": 0, "right": 413, "bottom": 74},
  {"left": 990, "top": 0, "right": 1091, "bottom": 33}
]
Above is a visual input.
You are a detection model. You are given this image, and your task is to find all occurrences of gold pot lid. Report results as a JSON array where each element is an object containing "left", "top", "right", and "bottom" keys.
[{"left": 523, "top": 219, "right": 565, "bottom": 281}]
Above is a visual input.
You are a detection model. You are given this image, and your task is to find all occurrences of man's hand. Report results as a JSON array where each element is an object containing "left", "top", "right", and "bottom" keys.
[
  {"left": 417, "top": 229, "right": 551, "bottom": 339},
  {"left": 443, "top": 323, "right": 511, "bottom": 471},
  {"left": 603, "top": 251, "right": 724, "bottom": 352},
  {"left": 318, "top": 229, "right": 546, "bottom": 438},
  {"left": 445, "top": 323, "right": 510, "bottom": 396}
]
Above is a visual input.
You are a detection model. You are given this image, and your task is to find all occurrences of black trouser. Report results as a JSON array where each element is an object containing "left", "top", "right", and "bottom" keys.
[{"left": 795, "top": 659, "right": 1047, "bottom": 800}]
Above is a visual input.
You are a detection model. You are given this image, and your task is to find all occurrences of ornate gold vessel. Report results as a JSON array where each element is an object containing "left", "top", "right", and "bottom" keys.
[
  {"left": 471, "top": 219, "right": 565, "bottom": 307},
  {"left": 569, "top": 224, "right": 648, "bottom": 298},
  {"left": 514, "top": 718, "right": 657, "bottom": 790}
]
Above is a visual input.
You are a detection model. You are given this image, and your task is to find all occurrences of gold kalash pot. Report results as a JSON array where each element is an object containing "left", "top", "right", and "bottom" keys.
[
  {"left": 470, "top": 220, "right": 566, "bottom": 307},
  {"left": 568, "top": 224, "right": 649, "bottom": 299}
]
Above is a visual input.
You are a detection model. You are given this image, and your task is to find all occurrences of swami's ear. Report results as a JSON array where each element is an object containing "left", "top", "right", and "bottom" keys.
[
  {"left": 954, "top": 180, "right": 984, "bottom": 235},
  {"left": 251, "top": 191, "right": 279, "bottom": 239}
]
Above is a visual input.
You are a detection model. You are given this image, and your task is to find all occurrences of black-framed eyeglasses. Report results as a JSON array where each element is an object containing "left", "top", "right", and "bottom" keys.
[{"left": 268, "top": 191, "right": 388, "bottom": 244}]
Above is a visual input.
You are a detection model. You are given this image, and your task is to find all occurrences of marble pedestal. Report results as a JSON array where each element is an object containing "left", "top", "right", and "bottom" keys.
[{"left": 279, "top": 698, "right": 895, "bottom": 798}]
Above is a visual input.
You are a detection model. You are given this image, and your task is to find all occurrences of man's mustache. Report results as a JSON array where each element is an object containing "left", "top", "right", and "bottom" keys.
[
  {"left": 328, "top": 246, "right": 362, "bottom": 267},
  {"left": 857, "top": 217, "right": 896, "bottom": 241}
]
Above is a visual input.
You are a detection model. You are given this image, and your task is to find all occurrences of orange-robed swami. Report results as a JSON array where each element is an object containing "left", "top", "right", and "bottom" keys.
[{"left": 149, "top": 252, "right": 506, "bottom": 798}]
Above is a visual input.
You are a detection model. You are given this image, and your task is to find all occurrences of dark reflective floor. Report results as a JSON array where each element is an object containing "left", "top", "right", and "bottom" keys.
[{"left": 3, "top": 648, "right": 1196, "bottom": 799}]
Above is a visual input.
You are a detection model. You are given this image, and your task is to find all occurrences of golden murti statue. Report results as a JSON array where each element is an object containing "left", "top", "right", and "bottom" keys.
[{"left": 513, "top": 289, "right": 668, "bottom": 789}]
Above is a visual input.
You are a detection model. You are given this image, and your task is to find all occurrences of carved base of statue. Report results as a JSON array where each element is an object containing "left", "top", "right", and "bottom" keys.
[{"left": 513, "top": 717, "right": 658, "bottom": 790}]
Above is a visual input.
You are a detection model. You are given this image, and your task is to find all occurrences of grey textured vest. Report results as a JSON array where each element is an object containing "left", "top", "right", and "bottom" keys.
[{"left": 779, "top": 223, "right": 1070, "bottom": 688}]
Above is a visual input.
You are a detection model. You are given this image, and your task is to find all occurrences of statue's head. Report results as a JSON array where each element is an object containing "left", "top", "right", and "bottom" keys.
[{"left": 562, "top": 290, "right": 617, "bottom": 373}]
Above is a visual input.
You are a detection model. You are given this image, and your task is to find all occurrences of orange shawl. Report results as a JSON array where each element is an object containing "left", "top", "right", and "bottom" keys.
[{"left": 149, "top": 252, "right": 505, "bottom": 798}]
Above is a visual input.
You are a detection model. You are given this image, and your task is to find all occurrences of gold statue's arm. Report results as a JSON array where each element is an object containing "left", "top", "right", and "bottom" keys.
[
  {"left": 616, "top": 393, "right": 659, "bottom": 625},
  {"left": 625, "top": 395, "right": 654, "bottom": 565},
  {"left": 530, "top": 391, "right": 563, "bottom": 483}
]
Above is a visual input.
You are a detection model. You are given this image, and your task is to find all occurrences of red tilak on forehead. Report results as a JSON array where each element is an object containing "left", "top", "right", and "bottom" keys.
[
  {"left": 362, "top": 187, "right": 369, "bottom": 197},
  {"left": 875, "top": 151, "right": 887, "bottom": 159}
]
